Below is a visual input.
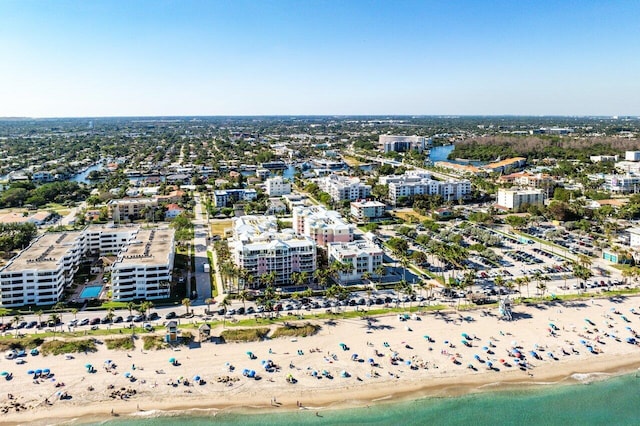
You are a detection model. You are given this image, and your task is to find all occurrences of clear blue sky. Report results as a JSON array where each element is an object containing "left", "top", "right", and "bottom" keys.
[{"left": 0, "top": 0, "right": 638, "bottom": 117}]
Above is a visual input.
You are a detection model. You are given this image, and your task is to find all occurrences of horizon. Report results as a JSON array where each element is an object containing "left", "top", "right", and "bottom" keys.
[{"left": 1, "top": 0, "right": 639, "bottom": 117}]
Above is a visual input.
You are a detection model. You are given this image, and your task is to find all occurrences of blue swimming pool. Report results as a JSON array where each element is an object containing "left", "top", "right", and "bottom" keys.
[{"left": 80, "top": 285, "right": 102, "bottom": 299}]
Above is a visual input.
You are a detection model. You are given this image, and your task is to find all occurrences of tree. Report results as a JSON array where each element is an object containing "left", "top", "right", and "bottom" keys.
[
  {"left": 48, "top": 313, "right": 60, "bottom": 339},
  {"left": 182, "top": 298, "right": 191, "bottom": 316},
  {"left": 314, "top": 268, "right": 330, "bottom": 290},
  {"left": 375, "top": 265, "right": 386, "bottom": 289},
  {"left": 239, "top": 289, "right": 249, "bottom": 311},
  {"left": 0, "top": 308, "right": 8, "bottom": 325},
  {"left": 12, "top": 314, "right": 23, "bottom": 337},
  {"left": 127, "top": 302, "right": 136, "bottom": 319},
  {"left": 205, "top": 297, "right": 216, "bottom": 314},
  {"left": 71, "top": 308, "right": 78, "bottom": 321},
  {"left": 220, "top": 297, "right": 231, "bottom": 328}
]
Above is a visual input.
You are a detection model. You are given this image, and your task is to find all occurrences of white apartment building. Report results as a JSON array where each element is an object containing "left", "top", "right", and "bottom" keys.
[
  {"left": 350, "top": 200, "right": 386, "bottom": 222},
  {"left": 384, "top": 171, "right": 471, "bottom": 205},
  {"left": 265, "top": 176, "right": 291, "bottom": 197},
  {"left": 497, "top": 188, "right": 544, "bottom": 211},
  {"left": 318, "top": 174, "right": 371, "bottom": 202},
  {"left": 213, "top": 189, "right": 258, "bottom": 207},
  {"left": 379, "top": 135, "right": 429, "bottom": 153},
  {"left": 292, "top": 205, "right": 354, "bottom": 247},
  {"left": 110, "top": 227, "right": 175, "bottom": 301},
  {"left": 0, "top": 232, "right": 84, "bottom": 307},
  {"left": 327, "top": 240, "right": 384, "bottom": 284},
  {"left": 625, "top": 151, "right": 640, "bottom": 162},
  {"left": 229, "top": 215, "right": 316, "bottom": 288},
  {"left": 82, "top": 224, "right": 137, "bottom": 256},
  {"left": 602, "top": 174, "right": 640, "bottom": 193},
  {"left": 0, "top": 225, "right": 176, "bottom": 307}
]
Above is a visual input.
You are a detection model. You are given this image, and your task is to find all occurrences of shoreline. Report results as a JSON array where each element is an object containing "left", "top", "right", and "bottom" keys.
[
  {"left": 9, "top": 346, "right": 640, "bottom": 425},
  {"left": 3, "top": 296, "right": 640, "bottom": 425}
]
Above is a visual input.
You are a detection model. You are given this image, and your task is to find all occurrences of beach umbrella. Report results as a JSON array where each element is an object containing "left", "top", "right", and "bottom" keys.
[
  {"left": 193, "top": 375, "right": 201, "bottom": 382},
  {"left": 444, "top": 340, "right": 449, "bottom": 345},
  {"left": 511, "top": 341, "right": 518, "bottom": 348},
  {"left": 124, "top": 372, "right": 131, "bottom": 378},
  {"left": 548, "top": 353, "right": 555, "bottom": 359},
  {"left": 35, "top": 369, "right": 42, "bottom": 375},
  {"left": 43, "top": 369, "right": 50, "bottom": 374},
  {"left": 580, "top": 340, "right": 587, "bottom": 345},
  {"left": 482, "top": 346, "right": 489, "bottom": 352},
  {"left": 0, "top": 371, "right": 8, "bottom": 376},
  {"left": 27, "top": 370, "right": 35, "bottom": 375},
  {"left": 474, "top": 354, "right": 481, "bottom": 361},
  {"left": 405, "top": 360, "right": 412, "bottom": 365},
  {"left": 487, "top": 361, "right": 493, "bottom": 368},
  {"left": 105, "top": 359, "right": 112, "bottom": 364},
  {"left": 462, "top": 333, "right": 470, "bottom": 339},
  {"left": 169, "top": 357, "right": 176, "bottom": 364},
  {"left": 513, "top": 358, "right": 520, "bottom": 364},
  {"left": 499, "top": 359, "right": 506, "bottom": 364}
]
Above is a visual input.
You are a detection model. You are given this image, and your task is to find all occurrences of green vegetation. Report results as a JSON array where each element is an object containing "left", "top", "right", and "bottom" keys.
[
  {"left": 40, "top": 339, "right": 97, "bottom": 356},
  {"left": 0, "top": 336, "right": 44, "bottom": 351},
  {"left": 142, "top": 335, "right": 165, "bottom": 350},
  {"left": 0, "top": 181, "right": 88, "bottom": 208},
  {"left": 105, "top": 337, "right": 135, "bottom": 351},
  {"left": 271, "top": 323, "right": 320, "bottom": 339},
  {"left": 0, "top": 222, "right": 38, "bottom": 253},
  {"left": 220, "top": 327, "right": 269, "bottom": 342}
]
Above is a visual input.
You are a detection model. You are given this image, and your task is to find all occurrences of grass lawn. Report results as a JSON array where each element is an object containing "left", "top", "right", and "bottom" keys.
[
  {"left": 392, "top": 209, "right": 430, "bottom": 223},
  {"left": 210, "top": 219, "right": 232, "bottom": 237},
  {"left": 342, "top": 155, "right": 364, "bottom": 167}
]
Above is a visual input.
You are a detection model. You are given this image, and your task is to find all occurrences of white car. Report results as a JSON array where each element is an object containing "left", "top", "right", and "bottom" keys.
[{"left": 15, "top": 358, "right": 26, "bottom": 364}]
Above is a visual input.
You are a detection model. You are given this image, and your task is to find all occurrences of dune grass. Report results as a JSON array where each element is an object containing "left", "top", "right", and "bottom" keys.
[
  {"left": 40, "top": 339, "right": 97, "bottom": 356},
  {"left": 271, "top": 323, "right": 320, "bottom": 339},
  {"left": 105, "top": 337, "right": 135, "bottom": 351},
  {"left": 142, "top": 335, "right": 165, "bottom": 351},
  {"left": 220, "top": 327, "right": 269, "bottom": 342},
  {"left": 0, "top": 336, "right": 44, "bottom": 351}
]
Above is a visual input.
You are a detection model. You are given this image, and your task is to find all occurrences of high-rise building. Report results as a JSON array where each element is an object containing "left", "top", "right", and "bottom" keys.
[{"left": 292, "top": 205, "right": 353, "bottom": 247}]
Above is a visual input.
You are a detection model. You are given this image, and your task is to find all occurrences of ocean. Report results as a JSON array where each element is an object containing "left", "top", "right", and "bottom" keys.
[{"left": 86, "top": 372, "right": 640, "bottom": 425}]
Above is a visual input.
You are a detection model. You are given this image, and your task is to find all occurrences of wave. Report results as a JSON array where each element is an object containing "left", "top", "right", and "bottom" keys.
[{"left": 569, "top": 372, "right": 612, "bottom": 384}]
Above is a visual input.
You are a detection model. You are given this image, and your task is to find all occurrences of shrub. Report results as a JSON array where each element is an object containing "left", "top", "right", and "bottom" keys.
[{"left": 220, "top": 327, "right": 269, "bottom": 342}]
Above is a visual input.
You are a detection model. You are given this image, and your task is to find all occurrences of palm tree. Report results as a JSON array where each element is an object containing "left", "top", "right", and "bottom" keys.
[
  {"left": 239, "top": 289, "right": 249, "bottom": 312},
  {"left": 521, "top": 275, "right": 532, "bottom": 298},
  {"left": 127, "top": 301, "right": 136, "bottom": 319},
  {"left": 399, "top": 255, "right": 410, "bottom": 283},
  {"left": 106, "top": 308, "right": 115, "bottom": 324},
  {"left": 0, "top": 308, "right": 8, "bottom": 326},
  {"left": 12, "top": 315, "right": 23, "bottom": 337},
  {"left": 48, "top": 313, "right": 60, "bottom": 339},
  {"left": 35, "top": 310, "right": 43, "bottom": 331},
  {"left": 182, "top": 298, "right": 191, "bottom": 316},
  {"left": 220, "top": 297, "right": 231, "bottom": 327},
  {"left": 313, "top": 269, "right": 329, "bottom": 290},
  {"left": 362, "top": 271, "right": 373, "bottom": 288},
  {"left": 374, "top": 265, "right": 386, "bottom": 290},
  {"left": 205, "top": 297, "right": 216, "bottom": 314},
  {"left": 71, "top": 308, "right": 78, "bottom": 321}
]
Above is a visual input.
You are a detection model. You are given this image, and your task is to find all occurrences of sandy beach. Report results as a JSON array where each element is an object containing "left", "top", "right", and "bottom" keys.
[{"left": 3, "top": 295, "right": 640, "bottom": 425}]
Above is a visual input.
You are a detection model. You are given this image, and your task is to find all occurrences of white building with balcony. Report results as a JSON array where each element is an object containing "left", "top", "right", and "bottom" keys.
[
  {"left": 265, "top": 176, "right": 292, "bottom": 197},
  {"left": 110, "top": 227, "right": 175, "bottom": 301},
  {"left": 0, "top": 232, "right": 84, "bottom": 307},
  {"left": 327, "top": 240, "right": 384, "bottom": 284},
  {"left": 229, "top": 215, "right": 316, "bottom": 288},
  {"left": 384, "top": 171, "right": 471, "bottom": 205},
  {"left": 292, "top": 205, "right": 353, "bottom": 247},
  {"left": 350, "top": 200, "right": 386, "bottom": 222},
  {"left": 318, "top": 174, "right": 371, "bottom": 202},
  {"left": 497, "top": 188, "right": 544, "bottom": 211}
]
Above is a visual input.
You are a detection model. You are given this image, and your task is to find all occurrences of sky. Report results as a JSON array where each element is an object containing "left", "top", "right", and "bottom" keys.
[{"left": 0, "top": 0, "right": 639, "bottom": 117}]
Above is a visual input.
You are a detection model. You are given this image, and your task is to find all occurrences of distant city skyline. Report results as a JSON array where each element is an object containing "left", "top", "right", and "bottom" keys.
[{"left": 1, "top": 0, "right": 639, "bottom": 118}]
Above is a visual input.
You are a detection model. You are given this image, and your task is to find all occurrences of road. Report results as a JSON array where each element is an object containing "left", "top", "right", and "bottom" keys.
[{"left": 191, "top": 193, "right": 212, "bottom": 305}]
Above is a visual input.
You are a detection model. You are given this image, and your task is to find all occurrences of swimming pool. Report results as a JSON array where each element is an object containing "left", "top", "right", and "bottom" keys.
[{"left": 80, "top": 285, "right": 102, "bottom": 299}]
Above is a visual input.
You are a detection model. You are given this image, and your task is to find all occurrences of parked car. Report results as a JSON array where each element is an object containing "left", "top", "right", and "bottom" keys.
[
  {"left": 89, "top": 317, "right": 101, "bottom": 326},
  {"left": 113, "top": 316, "right": 124, "bottom": 323},
  {"left": 79, "top": 318, "right": 90, "bottom": 326},
  {"left": 165, "top": 311, "right": 177, "bottom": 320}
]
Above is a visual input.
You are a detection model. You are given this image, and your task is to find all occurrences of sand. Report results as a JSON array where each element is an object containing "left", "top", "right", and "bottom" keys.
[{"left": 2, "top": 295, "right": 640, "bottom": 425}]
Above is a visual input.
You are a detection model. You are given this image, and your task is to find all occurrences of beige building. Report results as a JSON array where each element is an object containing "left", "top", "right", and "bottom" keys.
[
  {"left": 497, "top": 188, "right": 544, "bottom": 211},
  {"left": 108, "top": 198, "right": 158, "bottom": 222}
]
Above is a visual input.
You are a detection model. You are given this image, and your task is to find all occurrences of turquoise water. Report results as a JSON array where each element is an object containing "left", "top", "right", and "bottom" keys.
[
  {"left": 80, "top": 285, "right": 103, "bottom": 298},
  {"left": 86, "top": 373, "right": 640, "bottom": 425}
]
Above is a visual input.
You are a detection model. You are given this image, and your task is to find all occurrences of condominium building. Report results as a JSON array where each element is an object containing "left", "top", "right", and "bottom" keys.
[
  {"left": 82, "top": 224, "right": 137, "bottom": 256},
  {"left": 379, "top": 135, "right": 428, "bottom": 153},
  {"left": 0, "top": 225, "right": 176, "bottom": 307},
  {"left": 350, "top": 200, "right": 386, "bottom": 222},
  {"left": 229, "top": 215, "right": 316, "bottom": 288},
  {"left": 108, "top": 198, "right": 158, "bottom": 222},
  {"left": 384, "top": 172, "right": 471, "bottom": 205},
  {"left": 292, "top": 205, "right": 354, "bottom": 247},
  {"left": 497, "top": 188, "right": 544, "bottom": 211},
  {"left": 318, "top": 174, "right": 371, "bottom": 202},
  {"left": 327, "top": 240, "right": 384, "bottom": 284},
  {"left": 265, "top": 176, "right": 292, "bottom": 197},
  {"left": 0, "top": 232, "right": 84, "bottom": 307},
  {"left": 213, "top": 189, "right": 258, "bottom": 207},
  {"left": 602, "top": 174, "right": 640, "bottom": 193},
  {"left": 110, "top": 227, "right": 175, "bottom": 301}
]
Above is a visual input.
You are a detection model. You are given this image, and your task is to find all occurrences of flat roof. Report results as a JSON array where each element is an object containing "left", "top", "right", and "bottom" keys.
[
  {"left": 4, "top": 231, "right": 83, "bottom": 271},
  {"left": 116, "top": 228, "right": 174, "bottom": 266}
]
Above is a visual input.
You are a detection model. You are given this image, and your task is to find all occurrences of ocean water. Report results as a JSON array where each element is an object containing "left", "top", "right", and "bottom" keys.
[{"left": 86, "top": 372, "right": 640, "bottom": 425}]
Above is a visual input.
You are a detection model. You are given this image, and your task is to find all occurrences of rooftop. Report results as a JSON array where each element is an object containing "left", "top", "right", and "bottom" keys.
[
  {"left": 116, "top": 227, "right": 175, "bottom": 266},
  {"left": 4, "top": 231, "right": 83, "bottom": 271}
]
